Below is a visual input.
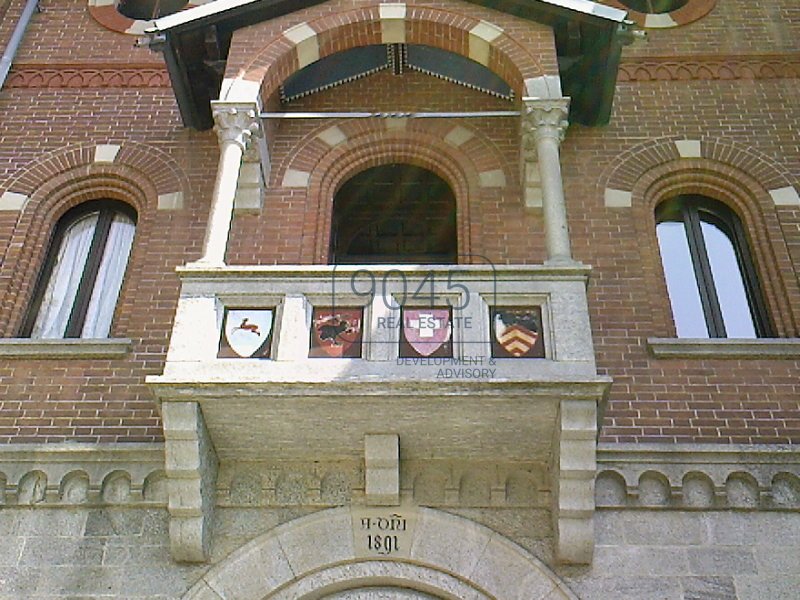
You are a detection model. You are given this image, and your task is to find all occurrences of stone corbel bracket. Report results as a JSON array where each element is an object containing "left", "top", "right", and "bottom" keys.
[
  {"left": 552, "top": 398, "right": 598, "bottom": 564},
  {"left": 162, "top": 402, "right": 219, "bottom": 563}
]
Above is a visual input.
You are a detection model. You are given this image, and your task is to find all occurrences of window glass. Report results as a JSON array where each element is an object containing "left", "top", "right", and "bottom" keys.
[
  {"left": 700, "top": 220, "right": 756, "bottom": 338},
  {"left": 655, "top": 196, "right": 769, "bottom": 339},
  {"left": 656, "top": 221, "right": 708, "bottom": 338},
  {"left": 31, "top": 212, "right": 99, "bottom": 338},
  {"left": 81, "top": 214, "right": 136, "bottom": 338},
  {"left": 26, "top": 202, "right": 136, "bottom": 339},
  {"left": 331, "top": 164, "right": 457, "bottom": 264}
]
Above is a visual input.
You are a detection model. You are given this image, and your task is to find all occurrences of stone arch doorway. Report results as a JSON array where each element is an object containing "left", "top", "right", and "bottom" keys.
[
  {"left": 322, "top": 587, "right": 441, "bottom": 599},
  {"left": 183, "top": 507, "right": 577, "bottom": 600}
]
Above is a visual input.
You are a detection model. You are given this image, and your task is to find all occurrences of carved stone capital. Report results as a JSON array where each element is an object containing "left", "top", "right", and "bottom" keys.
[
  {"left": 521, "top": 97, "right": 570, "bottom": 159},
  {"left": 211, "top": 102, "right": 261, "bottom": 152}
]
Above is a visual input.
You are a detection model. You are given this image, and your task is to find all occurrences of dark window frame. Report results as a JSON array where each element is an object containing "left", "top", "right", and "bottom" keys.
[
  {"left": 21, "top": 200, "right": 137, "bottom": 338},
  {"left": 656, "top": 194, "right": 772, "bottom": 338}
]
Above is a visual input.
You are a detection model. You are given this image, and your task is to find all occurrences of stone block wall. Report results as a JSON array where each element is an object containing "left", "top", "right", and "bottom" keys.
[
  {"left": 560, "top": 510, "right": 800, "bottom": 600},
  {"left": 0, "top": 506, "right": 797, "bottom": 599}
]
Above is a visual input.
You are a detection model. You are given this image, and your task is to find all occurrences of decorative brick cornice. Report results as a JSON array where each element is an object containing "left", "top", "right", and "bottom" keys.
[
  {"left": 619, "top": 54, "right": 800, "bottom": 82},
  {"left": 5, "top": 64, "right": 170, "bottom": 89}
]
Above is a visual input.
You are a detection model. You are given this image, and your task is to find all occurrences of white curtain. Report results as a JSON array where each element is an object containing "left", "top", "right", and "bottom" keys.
[
  {"left": 81, "top": 214, "right": 136, "bottom": 338},
  {"left": 31, "top": 212, "right": 99, "bottom": 338}
]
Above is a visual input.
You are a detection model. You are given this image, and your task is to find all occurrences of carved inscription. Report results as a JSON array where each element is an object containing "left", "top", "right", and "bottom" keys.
[
  {"left": 361, "top": 514, "right": 406, "bottom": 556},
  {"left": 352, "top": 507, "right": 417, "bottom": 559}
]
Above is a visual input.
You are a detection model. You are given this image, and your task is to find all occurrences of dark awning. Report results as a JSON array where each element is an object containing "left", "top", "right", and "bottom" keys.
[
  {"left": 280, "top": 44, "right": 513, "bottom": 103},
  {"left": 147, "top": 0, "right": 630, "bottom": 129}
]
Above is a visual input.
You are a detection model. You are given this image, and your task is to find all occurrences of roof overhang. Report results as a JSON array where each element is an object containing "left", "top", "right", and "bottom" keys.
[{"left": 146, "top": 0, "right": 631, "bottom": 130}]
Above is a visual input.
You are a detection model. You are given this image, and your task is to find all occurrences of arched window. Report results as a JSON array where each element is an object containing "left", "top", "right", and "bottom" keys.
[
  {"left": 655, "top": 195, "right": 771, "bottom": 338},
  {"left": 330, "top": 164, "right": 457, "bottom": 264},
  {"left": 22, "top": 200, "right": 137, "bottom": 339}
]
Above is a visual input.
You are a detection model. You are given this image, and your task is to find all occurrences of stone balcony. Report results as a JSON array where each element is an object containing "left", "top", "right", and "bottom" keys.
[{"left": 147, "top": 263, "right": 610, "bottom": 564}]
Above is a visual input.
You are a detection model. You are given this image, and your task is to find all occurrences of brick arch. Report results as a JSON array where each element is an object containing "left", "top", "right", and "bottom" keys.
[
  {"left": 0, "top": 143, "right": 189, "bottom": 336},
  {"left": 0, "top": 141, "right": 191, "bottom": 200},
  {"left": 627, "top": 159, "right": 800, "bottom": 338},
  {"left": 222, "top": 2, "right": 549, "bottom": 105},
  {"left": 284, "top": 121, "right": 510, "bottom": 264},
  {"left": 599, "top": 136, "right": 796, "bottom": 195}
]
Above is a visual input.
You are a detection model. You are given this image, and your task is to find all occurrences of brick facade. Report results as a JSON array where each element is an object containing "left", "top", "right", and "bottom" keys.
[
  {"left": 0, "top": 0, "right": 798, "bottom": 445},
  {"left": 0, "top": 0, "right": 798, "bottom": 597}
]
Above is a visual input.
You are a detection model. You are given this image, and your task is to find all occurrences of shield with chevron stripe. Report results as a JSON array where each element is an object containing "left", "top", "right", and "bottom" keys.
[{"left": 491, "top": 307, "right": 544, "bottom": 358}]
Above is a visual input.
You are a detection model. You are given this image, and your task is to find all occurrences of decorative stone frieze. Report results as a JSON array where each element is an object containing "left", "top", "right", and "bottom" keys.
[
  {"left": 5, "top": 64, "right": 171, "bottom": 88},
  {"left": 618, "top": 55, "right": 800, "bottom": 82},
  {"left": 0, "top": 444, "right": 165, "bottom": 506},
  {"left": 596, "top": 444, "right": 800, "bottom": 511}
]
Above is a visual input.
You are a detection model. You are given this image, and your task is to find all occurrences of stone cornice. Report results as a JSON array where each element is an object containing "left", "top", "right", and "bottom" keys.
[
  {"left": 619, "top": 54, "right": 800, "bottom": 82},
  {"left": 596, "top": 443, "right": 800, "bottom": 512},
  {"left": 5, "top": 64, "right": 170, "bottom": 89},
  {"left": 0, "top": 443, "right": 166, "bottom": 507}
]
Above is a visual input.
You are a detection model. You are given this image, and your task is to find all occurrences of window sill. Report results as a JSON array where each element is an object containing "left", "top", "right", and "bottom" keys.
[
  {"left": 647, "top": 337, "right": 800, "bottom": 359},
  {"left": 0, "top": 338, "right": 132, "bottom": 359}
]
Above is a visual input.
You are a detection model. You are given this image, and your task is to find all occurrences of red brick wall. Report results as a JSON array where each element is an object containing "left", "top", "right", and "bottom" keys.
[
  {"left": 602, "top": 0, "right": 800, "bottom": 57},
  {"left": 226, "top": 70, "right": 542, "bottom": 265},
  {"left": 0, "top": 0, "right": 798, "bottom": 444},
  {"left": 564, "top": 77, "right": 800, "bottom": 443},
  {"left": 0, "top": 0, "right": 217, "bottom": 444}
]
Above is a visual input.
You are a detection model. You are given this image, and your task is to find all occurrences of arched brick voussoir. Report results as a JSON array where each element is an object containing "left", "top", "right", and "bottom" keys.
[
  {"left": 0, "top": 166, "right": 157, "bottom": 337},
  {"left": 0, "top": 142, "right": 189, "bottom": 336},
  {"left": 221, "top": 2, "right": 549, "bottom": 105},
  {"left": 276, "top": 117, "right": 511, "bottom": 192},
  {"left": 0, "top": 140, "right": 191, "bottom": 202},
  {"left": 289, "top": 122, "right": 510, "bottom": 263},
  {"left": 184, "top": 507, "right": 578, "bottom": 600},
  {"left": 598, "top": 135, "right": 797, "bottom": 197},
  {"left": 629, "top": 160, "right": 800, "bottom": 338}
]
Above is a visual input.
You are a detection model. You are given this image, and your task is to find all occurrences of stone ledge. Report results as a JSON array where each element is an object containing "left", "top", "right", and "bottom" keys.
[
  {"left": 0, "top": 443, "right": 166, "bottom": 507},
  {"left": 647, "top": 338, "right": 800, "bottom": 359},
  {"left": 0, "top": 338, "right": 132, "bottom": 359},
  {"left": 599, "top": 443, "right": 800, "bottom": 462},
  {"left": 596, "top": 443, "right": 800, "bottom": 511}
]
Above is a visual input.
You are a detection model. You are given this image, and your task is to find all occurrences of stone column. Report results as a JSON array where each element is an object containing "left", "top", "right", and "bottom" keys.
[
  {"left": 199, "top": 102, "right": 261, "bottom": 264},
  {"left": 521, "top": 98, "right": 573, "bottom": 264}
]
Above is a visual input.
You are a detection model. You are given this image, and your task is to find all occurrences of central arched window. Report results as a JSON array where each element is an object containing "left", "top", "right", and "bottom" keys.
[
  {"left": 655, "top": 195, "right": 771, "bottom": 338},
  {"left": 22, "top": 200, "right": 137, "bottom": 339},
  {"left": 330, "top": 164, "right": 457, "bottom": 264}
]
